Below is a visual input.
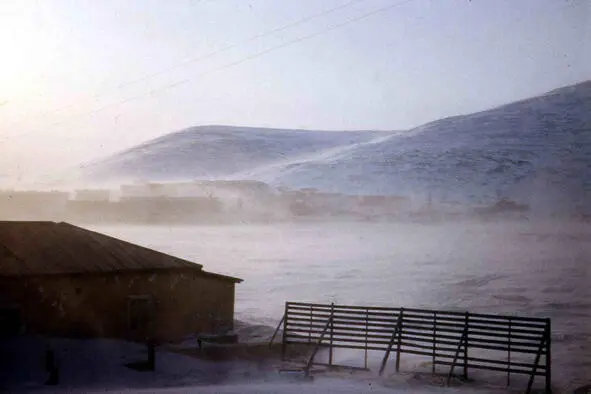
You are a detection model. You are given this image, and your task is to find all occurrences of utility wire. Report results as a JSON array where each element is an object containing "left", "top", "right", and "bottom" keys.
[
  {"left": 3, "top": 0, "right": 367, "bottom": 131},
  {"left": 1, "top": 0, "right": 415, "bottom": 143}
]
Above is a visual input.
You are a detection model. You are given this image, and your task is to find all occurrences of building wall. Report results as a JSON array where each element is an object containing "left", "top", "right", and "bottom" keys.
[
  {"left": 0, "top": 271, "right": 235, "bottom": 342},
  {"left": 74, "top": 189, "right": 112, "bottom": 201},
  {"left": 0, "top": 190, "right": 69, "bottom": 220}
]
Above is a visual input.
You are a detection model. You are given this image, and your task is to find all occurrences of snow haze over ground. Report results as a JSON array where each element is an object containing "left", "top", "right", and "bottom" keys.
[
  {"left": 0, "top": 336, "right": 527, "bottom": 393},
  {"left": 91, "top": 220, "right": 591, "bottom": 392},
  {"left": 77, "top": 81, "right": 591, "bottom": 212}
]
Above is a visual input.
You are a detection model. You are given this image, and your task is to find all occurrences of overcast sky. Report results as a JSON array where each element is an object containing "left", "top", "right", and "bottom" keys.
[{"left": 0, "top": 0, "right": 589, "bottom": 181}]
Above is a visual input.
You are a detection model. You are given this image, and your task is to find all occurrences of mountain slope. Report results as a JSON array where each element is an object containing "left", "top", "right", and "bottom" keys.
[
  {"left": 261, "top": 81, "right": 591, "bottom": 209},
  {"left": 82, "top": 126, "right": 383, "bottom": 181},
  {"left": 81, "top": 81, "right": 591, "bottom": 210}
]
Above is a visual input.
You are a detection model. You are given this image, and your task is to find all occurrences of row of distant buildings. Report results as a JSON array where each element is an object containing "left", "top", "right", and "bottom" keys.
[{"left": 0, "top": 180, "right": 415, "bottom": 223}]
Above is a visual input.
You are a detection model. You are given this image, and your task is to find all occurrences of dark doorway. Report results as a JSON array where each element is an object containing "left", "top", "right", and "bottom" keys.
[{"left": 0, "top": 308, "right": 21, "bottom": 337}]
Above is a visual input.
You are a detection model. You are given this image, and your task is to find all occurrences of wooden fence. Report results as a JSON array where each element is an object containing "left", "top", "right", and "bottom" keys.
[{"left": 273, "top": 302, "right": 551, "bottom": 394}]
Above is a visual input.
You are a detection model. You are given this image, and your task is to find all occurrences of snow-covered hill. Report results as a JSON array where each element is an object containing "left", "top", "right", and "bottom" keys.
[
  {"left": 82, "top": 126, "right": 383, "bottom": 181},
  {"left": 81, "top": 81, "right": 591, "bottom": 210},
  {"left": 266, "top": 81, "right": 591, "bottom": 210}
]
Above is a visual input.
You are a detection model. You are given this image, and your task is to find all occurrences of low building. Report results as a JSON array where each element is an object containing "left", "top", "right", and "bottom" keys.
[
  {"left": 0, "top": 190, "right": 69, "bottom": 220},
  {"left": 357, "top": 195, "right": 411, "bottom": 217},
  {"left": 116, "top": 196, "right": 222, "bottom": 223},
  {"left": 0, "top": 221, "right": 241, "bottom": 342},
  {"left": 73, "top": 189, "right": 112, "bottom": 202}
]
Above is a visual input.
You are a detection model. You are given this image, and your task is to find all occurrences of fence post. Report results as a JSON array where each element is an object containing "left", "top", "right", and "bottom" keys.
[
  {"left": 365, "top": 307, "right": 369, "bottom": 370},
  {"left": 446, "top": 327, "right": 468, "bottom": 386},
  {"left": 378, "top": 311, "right": 402, "bottom": 376},
  {"left": 281, "top": 302, "right": 288, "bottom": 361},
  {"left": 464, "top": 311, "right": 469, "bottom": 380},
  {"left": 308, "top": 305, "right": 312, "bottom": 343},
  {"left": 329, "top": 303, "right": 334, "bottom": 367},
  {"left": 432, "top": 311, "right": 437, "bottom": 374},
  {"left": 44, "top": 346, "right": 59, "bottom": 386},
  {"left": 526, "top": 329, "right": 549, "bottom": 394},
  {"left": 269, "top": 314, "right": 285, "bottom": 348},
  {"left": 507, "top": 317, "right": 512, "bottom": 386},
  {"left": 545, "top": 319, "right": 551, "bottom": 394},
  {"left": 396, "top": 308, "right": 404, "bottom": 372},
  {"left": 304, "top": 316, "right": 333, "bottom": 377},
  {"left": 147, "top": 338, "right": 155, "bottom": 371}
]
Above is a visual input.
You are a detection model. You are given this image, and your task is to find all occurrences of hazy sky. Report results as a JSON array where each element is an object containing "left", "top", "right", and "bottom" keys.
[{"left": 0, "top": 0, "right": 589, "bottom": 181}]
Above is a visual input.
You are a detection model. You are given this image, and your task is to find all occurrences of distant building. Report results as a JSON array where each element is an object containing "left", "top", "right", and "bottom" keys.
[
  {"left": 358, "top": 195, "right": 411, "bottom": 217},
  {"left": 67, "top": 190, "right": 114, "bottom": 222},
  {"left": 120, "top": 183, "right": 171, "bottom": 199},
  {"left": 0, "top": 190, "right": 69, "bottom": 220},
  {"left": 195, "top": 180, "right": 274, "bottom": 198},
  {"left": 0, "top": 222, "right": 241, "bottom": 342},
  {"left": 116, "top": 196, "right": 222, "bottom": 223},
  {"left": 286, "top": 191, "right": 354, "bottom": 217},
  {"left": 73, "top": 189, "right": 111, "bottom": 202}
]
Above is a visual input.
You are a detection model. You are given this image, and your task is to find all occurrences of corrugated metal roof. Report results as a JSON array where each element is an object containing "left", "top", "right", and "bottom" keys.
[{"left": 0, "top": 222, "right": 239, "bottom": 281}]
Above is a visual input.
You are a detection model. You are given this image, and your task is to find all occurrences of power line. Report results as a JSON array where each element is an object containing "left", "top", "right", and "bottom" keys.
[
  {"left": 116, "top": 0, "right": 368, "bottom": 90},
  {"left": 3, "top": 0, "right": 367, "bottom": 131},
  {"left": 2, "top": 0, "right": 416, "bottom": 143}
]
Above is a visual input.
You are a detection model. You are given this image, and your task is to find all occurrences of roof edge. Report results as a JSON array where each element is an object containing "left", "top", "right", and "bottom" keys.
[
  {"left": 58, "top": 222, "right": 204, "bottom": 270},
  {"left": 0, "top": 266, "right": 203, "bottom": 279},
  {"left": 197, "top": 269, "right": 243, "bottom": 283},
  {"left": 0, "top": 267, "right": 242, "bottom": 282}
]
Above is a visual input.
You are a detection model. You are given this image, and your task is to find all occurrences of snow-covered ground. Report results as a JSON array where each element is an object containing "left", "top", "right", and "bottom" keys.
[
  {"left": 72, "top": 80, "right": 591, "bottom": 211},
  {"left": 85, "top": 220, "right": 591, "bottom": 392},
  {"left": 3, "top": 219, "right": 587, "bottom": 392},
  {"left": 0, "top": 336, "right": 514, "bottom": 393}
]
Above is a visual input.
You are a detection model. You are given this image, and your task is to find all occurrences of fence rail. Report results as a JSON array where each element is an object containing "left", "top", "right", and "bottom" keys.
[{"left": 275, "top": 302, "right": 551, "bottom": 394}]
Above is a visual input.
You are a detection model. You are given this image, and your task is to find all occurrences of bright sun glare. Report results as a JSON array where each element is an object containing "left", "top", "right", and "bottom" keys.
[{"left": 0, "top": 1, "right": 54, "bottom": 103}]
